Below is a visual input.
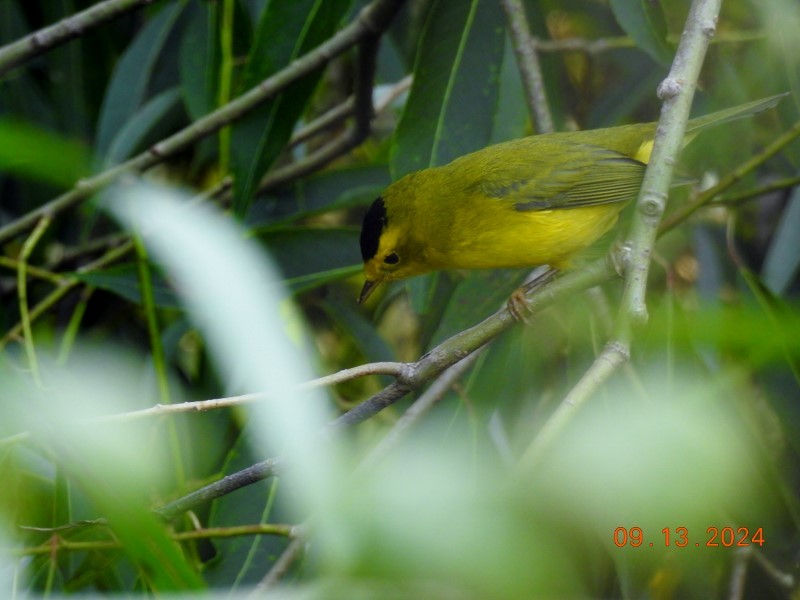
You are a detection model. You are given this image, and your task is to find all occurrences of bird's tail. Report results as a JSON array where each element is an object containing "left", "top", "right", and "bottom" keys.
[{"left": 686, "top": 93, "right": 788, "bottom": 133}]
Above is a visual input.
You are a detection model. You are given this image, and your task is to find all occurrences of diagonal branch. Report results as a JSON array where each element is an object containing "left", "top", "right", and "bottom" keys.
[
  {"left": 0, "top": 0, "right": 163, "bottom": 77},
  {"left": 500, "top": 0, "right": 554, "bottom": 133}
]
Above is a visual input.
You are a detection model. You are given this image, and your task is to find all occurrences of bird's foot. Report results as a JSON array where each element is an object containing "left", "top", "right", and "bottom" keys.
[
  {"left": 608, "top": 240, "right": 630, "bottom": 277},
  {"left": 506, "top": 267, "right": 559, "bottom": 323}
]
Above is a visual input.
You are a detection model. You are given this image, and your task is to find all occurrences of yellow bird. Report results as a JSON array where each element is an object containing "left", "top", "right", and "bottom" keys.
[{"left": 358, "top": 95, "right": 784, "bottom": 304}]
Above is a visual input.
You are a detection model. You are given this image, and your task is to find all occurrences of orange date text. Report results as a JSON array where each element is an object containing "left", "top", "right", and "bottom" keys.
[{"left": 613, "top": 527, "right": 765, "bottom": 548}]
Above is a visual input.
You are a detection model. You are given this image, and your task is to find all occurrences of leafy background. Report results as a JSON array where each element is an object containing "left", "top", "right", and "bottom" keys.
[{"left": 1, "top": 0, "right": 800, "bottom": 597}]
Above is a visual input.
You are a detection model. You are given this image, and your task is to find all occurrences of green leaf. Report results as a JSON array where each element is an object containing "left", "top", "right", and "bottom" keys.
[
  {"left": 490, "top": 35, "right": 529, "bottom": 144},
  {"left": 73, "top": 264, "right": 181, "bottom": 309},
  {"left": 609, "top": 0, "right": 673, "bottom": 66},
  {"left": 741, "top": 271, "right": 800, "bottom": 383},
  {"left": 321, "top": 292, "right": 395, "bottom": 364},
  {"left": 429, "top": 269, "right": 526, "bottom": 348},
  {"left": 286, "top": 264, "right": 362, "bottom": 295},
  {"left": 762, "top": 185, "right": 800, "bottom": 296},
  {"left": 230, "top": 0, "right": 353, "bottom": 216},
  {"left": 390, "top": 0, "right": 505, "bottom": 177},
  {"left": 0, "top": 119, "right": 89, "bottom": 187},
  {"left": 0, "top": 1, "right": 57, "bottom": 126},
  {"left": 204, "top": 429, "right": 287, "bottom": 589},
  {"left": 179, "top": 3, "right": 220, "bottom": 121},
  {"left": 94, "top": 3, "right": 186, "bottom": 158},
  {"left": 407, "top": 272, "right": 460, "bottom": 351},
  {"left": 105, "top": 87, "right": 184, "bottom": 167},
  {"left": 246, "top": 165, "right": 390, "bottom": 229},
  {"left": 256, "top": 227, "right": 361, "bottom": 282}
]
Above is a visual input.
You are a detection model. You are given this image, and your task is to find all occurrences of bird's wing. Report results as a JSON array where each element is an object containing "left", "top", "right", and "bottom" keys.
[{"left": 475, "top": 142, "right": 646, "bottom": 211}]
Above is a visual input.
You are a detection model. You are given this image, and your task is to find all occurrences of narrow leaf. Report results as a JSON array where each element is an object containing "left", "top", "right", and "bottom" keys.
[
  {"left": 105, "top": 87, "right": 184, "bottom": 167},
  {"left": 94, "top": 3, "right": 186, "bottom": 158},
  {"left": 762, "top": 186, "right": 800, "bottom": 296},
  {"left": 391, "top": 0, "right": 505, "bottom": 177},
  {"left": 609, "top": 0, "right": 673, "bottom": 66},
  {"left": 179, "top": 3, "right": 220, "bottom": 121},
  {"left": 73, "top": 264, "right": 180, "bottom": 308},
  {"left": 230, "top": 0, "right": 353, "bottom": 216}
]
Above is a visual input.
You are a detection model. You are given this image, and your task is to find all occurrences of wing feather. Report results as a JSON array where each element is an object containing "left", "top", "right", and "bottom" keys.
[{"left": 471, "top": 141, "right": 646, "bottom": 212}]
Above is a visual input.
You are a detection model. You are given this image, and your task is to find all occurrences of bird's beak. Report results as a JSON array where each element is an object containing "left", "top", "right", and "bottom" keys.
[{"left": 358, "top": 279, "right": 380, "bottom": 304}]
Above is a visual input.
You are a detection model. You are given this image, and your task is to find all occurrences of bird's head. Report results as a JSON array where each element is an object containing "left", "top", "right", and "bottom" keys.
[{"left": 358, "top": 195, "right": 429, "bottom": 303}]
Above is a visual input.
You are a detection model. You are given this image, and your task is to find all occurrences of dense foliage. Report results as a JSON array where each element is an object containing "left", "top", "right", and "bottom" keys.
[{"left": 1, "top": 0, "right": 799, "bottom": 597}]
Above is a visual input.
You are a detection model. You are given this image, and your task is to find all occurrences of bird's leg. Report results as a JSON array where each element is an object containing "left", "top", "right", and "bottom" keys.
[
  {"left": 608, "top": 239, "right": 630, "bottom": 278},
  {"left": 507, "top": 267, "right": 559, "bottom": 323}
]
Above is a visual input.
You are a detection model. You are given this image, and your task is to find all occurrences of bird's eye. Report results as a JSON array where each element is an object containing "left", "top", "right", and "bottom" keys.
[{"left": 384, "top": 252, "right": 400, "bottom": 265}]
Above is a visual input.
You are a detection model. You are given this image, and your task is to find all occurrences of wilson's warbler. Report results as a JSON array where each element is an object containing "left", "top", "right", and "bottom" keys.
[{"left": 359, "top": 95, "right": 784, "bottom": 304}]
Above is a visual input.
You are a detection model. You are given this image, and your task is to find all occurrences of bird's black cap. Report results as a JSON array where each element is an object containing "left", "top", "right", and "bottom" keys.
[{"left": 360, "top": 197, "right": 387, "bottom": 262}]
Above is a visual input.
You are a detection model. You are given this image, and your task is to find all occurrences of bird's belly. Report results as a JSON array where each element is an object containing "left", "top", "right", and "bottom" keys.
[{"left": 447, "top": 204, "right": 621, "bottom": 270}]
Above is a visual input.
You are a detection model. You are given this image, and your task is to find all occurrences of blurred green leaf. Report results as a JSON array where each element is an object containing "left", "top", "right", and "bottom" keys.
[
  {"left": 609, "top": 0, "right": 673, "bottom": 66},
  {"left": 94, "top": 3, "right": 186, "bottom": 158},
  {"left": 390, "top": 0, "right": 505, "bottom": 177},
  {"left": 73, "top": 264, "right": 180, "bottom": 309},
  {"left": 0, "top": 119, "right": 89, "bottom": 187},
  {"left": 740, "top": 270, "right": 800, "bottom": 384},
  {"left": 762, "top": 186, "right": 800, "bottom": 296},
  {"left": 4, "top": 353, "right": 206, "bottom": 591},
  {"left": 760, "top": 0, "right": 800, "bottom": 108},
  {"left": 230, "top": 0, "right": 353, "bottom": 216}
]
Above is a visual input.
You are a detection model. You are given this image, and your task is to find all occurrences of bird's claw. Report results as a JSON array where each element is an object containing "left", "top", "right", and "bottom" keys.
[
  {"left": 506, "top": 267, "right": 559, "bottom": 324},
  {"left": 507, "top": 289, "right": 532, "bottom": 323}
]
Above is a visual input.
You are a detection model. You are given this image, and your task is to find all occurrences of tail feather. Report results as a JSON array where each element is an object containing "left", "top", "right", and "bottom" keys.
[{"left": 686, "top": 93, "right": 789, "bottom": 132}]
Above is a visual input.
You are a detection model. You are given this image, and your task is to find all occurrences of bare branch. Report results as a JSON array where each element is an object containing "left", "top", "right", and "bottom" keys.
[
  {"left": 501, "top": 0, "right": 554, "bottom": 133},
  {"left": 0, "top": 0, "right": 163, "bottom": 77}
]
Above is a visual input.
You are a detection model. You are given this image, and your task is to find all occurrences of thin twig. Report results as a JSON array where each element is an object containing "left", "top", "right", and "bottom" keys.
[
  {"left": 251, "top": 537, "right": 306, "bottom": 593},
  {"left": 501, "top": 0, "right": 554, "bottom": 133},
  {"left": 0, "top": 256, "right": 66, "bottom": 285},
  {"left": 0, "top": 0, "right": 163, "bottom": 77},
  {"left": 533, "top": 30, "right": 764, "bottom": 55},
  {"left": 0, "top": 361, "right": 406, "bottom": 447},
  {"left": 288, "top": 75, "right": 412, "bottom": 149},
  {"left": 360, "top": 349, "right": 485, "bottom": 470},
  {"left": 155, "top": 459, "right": 282, "bottom": 520},
  {"left": 17, "top": 216, "right": 52, "bottom": 384},
  {"left": 727, "top": 547, "right": 750, "bottom": 600},
  {"left": 750, "top": 547, "right": 794, "bottom": 590},
  {"left": 660, "top": 120, "right": 800, "bottom": 232},
  {"left": 716, "top": 174, "right": 800, "bottom": 206},
  {"left": 0, "top": 240, "right": 133, "bottom": 350},
  {"left": 100, "top": 361, "right": 406, "bottom": 422},
  {"left": 14, "top": 523, "right": 294, "bottom": 556}
]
